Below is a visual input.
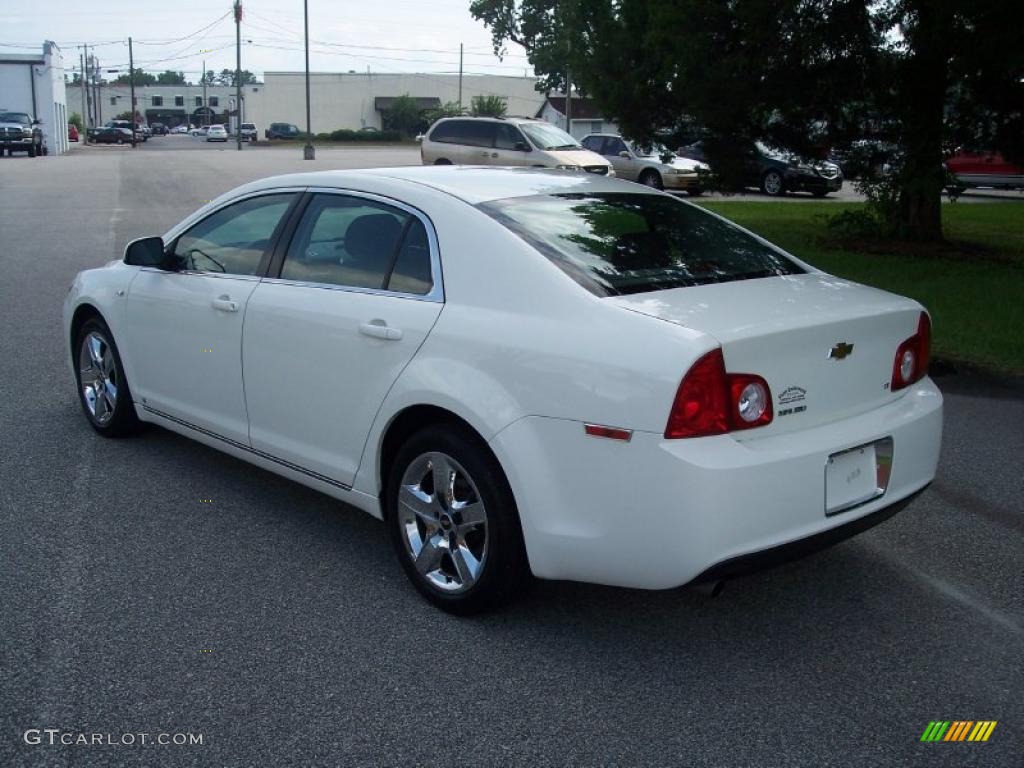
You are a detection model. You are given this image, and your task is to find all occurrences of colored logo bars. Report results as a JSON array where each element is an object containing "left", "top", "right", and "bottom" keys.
[{"left": 920, "top": 721, "right": 997, "bottom": 742}]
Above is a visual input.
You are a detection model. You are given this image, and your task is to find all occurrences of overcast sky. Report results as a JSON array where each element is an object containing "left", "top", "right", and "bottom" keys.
[{"left": 0, "top": 0, "right": 533, "bottom": 81}]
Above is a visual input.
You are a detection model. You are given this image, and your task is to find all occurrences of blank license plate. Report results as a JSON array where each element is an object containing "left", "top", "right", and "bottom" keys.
[{"left": 825, "top": 438, "right": 893, "bottom": 516}]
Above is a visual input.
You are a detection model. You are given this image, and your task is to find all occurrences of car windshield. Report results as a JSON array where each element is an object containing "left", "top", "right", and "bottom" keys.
[
  {"left": 0, "top": 112, "right": 31, "bottom": 124},
  {"left": 478, "top": 193, "right": 804, "bottom": 296},
  {"left": 520, "top": 122, "right": 580, "bottom": 151}
]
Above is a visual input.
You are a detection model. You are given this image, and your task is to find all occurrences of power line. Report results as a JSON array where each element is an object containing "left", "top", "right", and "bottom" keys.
[{"left": 134, "top": 12, "right": 231, "bottom": 45}]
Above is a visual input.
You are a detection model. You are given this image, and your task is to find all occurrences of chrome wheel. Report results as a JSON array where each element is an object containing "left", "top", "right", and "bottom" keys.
[
  {"left": 763, "top": 171, "right": 783, "bottom": 195},
  {"left": 397, "top": 451, "right": 488, "bottom": 593},
  {"left": 78, "top": 331, "right": 118, "bottom": 425}
]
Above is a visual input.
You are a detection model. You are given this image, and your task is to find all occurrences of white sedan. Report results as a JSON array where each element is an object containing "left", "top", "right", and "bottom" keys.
[
  {"left": 64, "top": 167, "right": 943, "bottom": 613},
  {"left": 205, "top": 124, "right": 228, "bottom": 142}
]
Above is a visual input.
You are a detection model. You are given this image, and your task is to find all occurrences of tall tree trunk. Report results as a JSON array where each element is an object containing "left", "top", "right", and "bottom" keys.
[{"left": 896, "top": 1, "right": 951, "bottom": 242}]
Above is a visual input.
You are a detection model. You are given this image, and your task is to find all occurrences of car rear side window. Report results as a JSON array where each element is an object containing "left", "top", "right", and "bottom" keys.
[
  {"left": 478, "top": 193, "right": 804, "bottom": 296},
  {"left": 172, "top": 194, "right": 295, "bottom": 276},
  {"left": 280, "top": 194, "right": 433, "bottom": 295},
  {"left": 430, "top": 119, "right": 495, "bottom": 148}
]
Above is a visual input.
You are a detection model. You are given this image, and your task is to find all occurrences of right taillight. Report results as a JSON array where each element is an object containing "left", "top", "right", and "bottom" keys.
[
  {"left": 665, "top": 348, "right": 773, "bottom": 438},
  {"left": 891, "top": 312, "right": 931, "bottom": 391}
]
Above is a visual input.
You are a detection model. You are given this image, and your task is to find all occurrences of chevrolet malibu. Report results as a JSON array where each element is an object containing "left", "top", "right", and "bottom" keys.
[{"left": 64, "top": 167, "right": 942, "bottom": 613}]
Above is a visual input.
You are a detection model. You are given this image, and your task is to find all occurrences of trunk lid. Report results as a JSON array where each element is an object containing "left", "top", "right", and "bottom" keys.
[{"left": 609, "top": 274, "right": 925, "bottom": 437}]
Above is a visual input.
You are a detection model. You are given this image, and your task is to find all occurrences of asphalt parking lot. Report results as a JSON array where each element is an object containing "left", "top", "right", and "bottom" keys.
[{"left": 1, "top": 145, "right": 1021, "bottom": 767}]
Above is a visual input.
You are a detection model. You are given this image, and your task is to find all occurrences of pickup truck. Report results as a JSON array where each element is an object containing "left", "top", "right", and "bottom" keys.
[{"left": 0, "top": 111, "right": 45, "bottom": 157}]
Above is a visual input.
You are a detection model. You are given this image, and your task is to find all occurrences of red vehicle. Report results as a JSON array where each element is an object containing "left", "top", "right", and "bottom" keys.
[
  {"left": 946, "top": 149, "right": 1024, "bottom": 192},
  {"left": 68, "top": 124, "right": 79, "bottom": 142}
]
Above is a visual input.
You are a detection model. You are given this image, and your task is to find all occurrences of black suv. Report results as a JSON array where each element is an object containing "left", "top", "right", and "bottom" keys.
[
  {"left": 265, "top": 122, "right": 300, "bottom": 140},
  {"left": 0, "top": 111, "right": 45, "bottom": 157},
  {"left": 678, "top": 140, "right": 842, "bottom": 197}
]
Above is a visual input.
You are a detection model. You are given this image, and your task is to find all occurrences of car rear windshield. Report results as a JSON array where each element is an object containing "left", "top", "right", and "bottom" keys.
[{"left": 478, "top": 193, "right": 804, "bottom": 296}]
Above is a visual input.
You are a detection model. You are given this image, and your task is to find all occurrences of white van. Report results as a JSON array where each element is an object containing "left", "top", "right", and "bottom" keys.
[{"left": 420, "top": 117, "right": 614, "bottom": 175}]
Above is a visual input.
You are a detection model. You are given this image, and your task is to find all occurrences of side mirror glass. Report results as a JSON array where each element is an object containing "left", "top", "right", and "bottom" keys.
[{"left": 124, "top": 236, "right": 169, "bottom": 268}]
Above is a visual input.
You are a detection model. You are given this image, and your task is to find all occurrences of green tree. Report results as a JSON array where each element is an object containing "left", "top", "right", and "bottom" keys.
[
  {"left": 113, "top": 70, "right": 157, "bottom": 86},
  {"left": 424, "top": 100, "right": 465, "bottom": 125},
  {"left": 469, "top": 94, "right": 507, "bottom": 117},
  {"left": 68, "top": 112, "right": 83, "bottom": 130},
  {"left": 199, "top": 70, "right": 218, "bottom": 87},
  {"left": 155, "top": 70, "right": 189, "bottom": 85},
  {"left": 216, "top": 69, "right": 257, "bottom": 86},
  {"left": 383, "top": 94, "right": 426, "bottom": 137},
  {"left": 471, "top": 0, "right": 1024, "bottom": 242}
]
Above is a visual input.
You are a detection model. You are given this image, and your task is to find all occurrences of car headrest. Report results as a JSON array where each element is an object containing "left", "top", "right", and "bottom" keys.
[{"left": 346, "top": 214, "right": 403, "bottom": 265}]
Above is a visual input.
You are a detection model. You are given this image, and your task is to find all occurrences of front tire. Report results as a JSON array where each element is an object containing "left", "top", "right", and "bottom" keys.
[
  {"left": 433, "top": 158, "right": 452, "bottom": 165},
  {"left": 387, "top": 425, "right": 529, "bottom": 614},
  {"left": 74, "top": 317, "right": 141, "bottom": 437},
  {"left": 640, "top": 169, "right": 663, "bottom": 189},
  {"left": 761, "top": 169, "right": 785, "bottom": 196}
]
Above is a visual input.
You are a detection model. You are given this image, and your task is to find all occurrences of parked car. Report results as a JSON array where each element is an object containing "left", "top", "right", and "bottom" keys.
[
  {"left": 421, "top": 117, "right": 613, "bottom": 175},
  {"left": 171, "top": 125, "right": 189, "bottom": 134},
  {"left": 945, "top": 149, "right": 1024, "bottom": 193},
  {"left": 89, "top": 127, "right": 134, "bottom": 145},
  {"left": 265, "top": 122, "right": 301, "bottom": 140},
  {"left": 64, "top": 166, "right": 942, "bottom": 613},
  {"left": 582, "top": 133, "right": 708, "bottom": 193},
  {"left": 0, "top": 111, "right": 45, "bottom": 157},
  {"left": 68, "top": 124, "right": 80, "bottom": 142},
  {"left": 239, "top": 122, "right": 258, "bottom": 142},
  {"left": 206, "top": 124, "right": 228, "bottom": 142},
  {"left": 678, "top": 140, "right": 842, "bottom": 197},
  {"left": 191, "top": 125, "right": 209, "bottom": 137},
  {"left": 108, "top": 120, "right": 146, "bottom": 143},
  {"left": 829, "top": 139, "right": 901, "bottom": 179},
  {"left": 150, "top": 122, "right": 168, "bottom": 136}
]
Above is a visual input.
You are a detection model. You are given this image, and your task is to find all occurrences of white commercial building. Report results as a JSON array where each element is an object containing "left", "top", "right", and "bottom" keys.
[
  {"left": 0, "top": 41, "right": 69, "bottom": 155},
  {"left": 65, "top": 82, "right": 262, "bottom": 130},
  {"left": 245, "top": 72, "right": 544, "bottom": 132}
]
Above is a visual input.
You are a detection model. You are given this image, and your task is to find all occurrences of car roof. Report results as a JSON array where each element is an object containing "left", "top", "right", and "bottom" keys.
[{"left": 236, "top": 166, "right": 654, "bottom": 205}]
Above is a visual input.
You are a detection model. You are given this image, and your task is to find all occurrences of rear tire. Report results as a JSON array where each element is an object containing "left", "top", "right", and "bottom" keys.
[
  {"left": 434, "top": 158, "right": 452, "bottom": 165},
  {"left": 387, "top": 425, "right": 530, "bottom": 614},
  {"left": 74, "top": 317, "right": 142, "bottom": 437},
  {"left": 686, "top": 188, "right": 703, "bottom": 196}
]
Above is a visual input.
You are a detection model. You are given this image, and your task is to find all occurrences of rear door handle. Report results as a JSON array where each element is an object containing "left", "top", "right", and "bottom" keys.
[
  {"left": 211, "top": 295, "right": 239, "bottom": 312},
  {"left": 359, "top": 321, "right": 402, "bottom": 341}
]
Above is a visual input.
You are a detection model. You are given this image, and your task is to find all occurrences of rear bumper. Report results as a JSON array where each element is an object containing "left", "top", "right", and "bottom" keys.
[
  {"left": 490, "top": 378, "right": 942, "bottom": 590},
  {"left": 691, "top": 484, "right": 927, "bottom": 584}
]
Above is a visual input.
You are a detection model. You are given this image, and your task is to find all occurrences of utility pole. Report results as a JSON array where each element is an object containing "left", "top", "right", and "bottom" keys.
[
  {"left": 128, "top": 37, "right": 136, "bottom": 147},
  {"left": 458, "top": 43, "right": 463, "bottom": 109},
  {"left": 303, "top": 0, "right": 314, "bottom": 159},
  {"left": 202, "top": 60, "right": 207, "bottom": 126},
  {"left": 79, "top": 51, "right": 87, "bottom": 131},
  {"left": 235, "top": 1, "right": 243, "bottom": 150},
  {"left": 94, "top": 54, "right": 102, "bottom": 126}
]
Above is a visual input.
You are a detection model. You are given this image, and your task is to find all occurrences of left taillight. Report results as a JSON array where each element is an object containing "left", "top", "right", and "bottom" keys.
[
  {"left": 665, "top": 348, "right": 773, "bottom": 439},
  {"left": 891, "top": 311, "right": 931, "bottom": 391}
]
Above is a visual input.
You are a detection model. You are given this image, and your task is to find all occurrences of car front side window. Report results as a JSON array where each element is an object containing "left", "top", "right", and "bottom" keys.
[{"left": 172, "top": 194, "right": 295, "bottom": 276}]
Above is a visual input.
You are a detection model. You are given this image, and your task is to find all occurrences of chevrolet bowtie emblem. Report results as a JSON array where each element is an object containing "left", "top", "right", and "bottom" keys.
[{"left": 828, "top": 342, "right": 854, "bottom": 360}]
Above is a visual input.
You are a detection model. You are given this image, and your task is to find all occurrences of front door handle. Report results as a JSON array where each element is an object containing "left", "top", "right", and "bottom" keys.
[
  {"left": 211, "top": 295, "right": 239, "bottom": 312},
  {"left": 359, "top": 320, "right": 402, "bottom": 341}
]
